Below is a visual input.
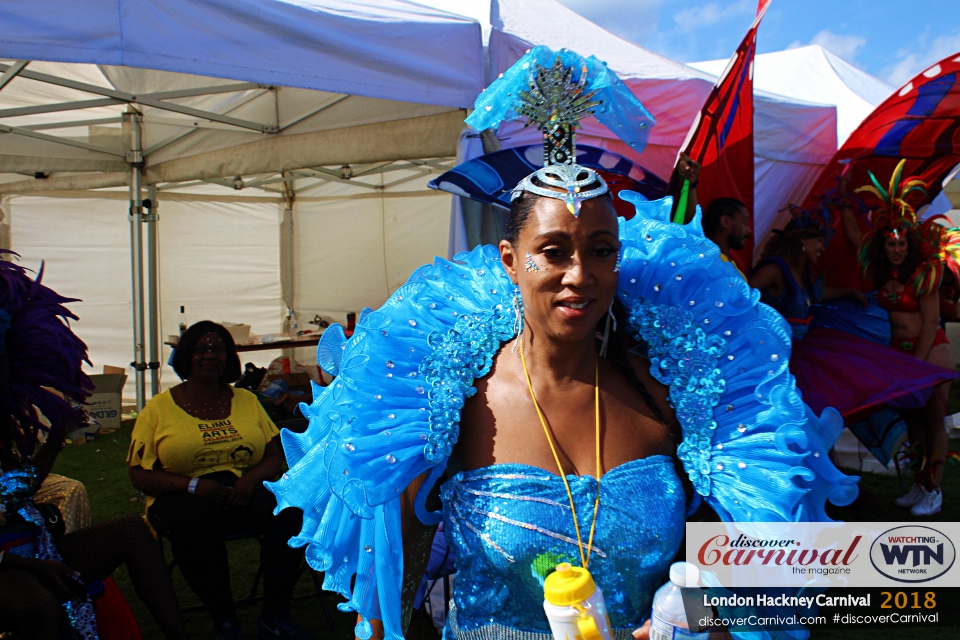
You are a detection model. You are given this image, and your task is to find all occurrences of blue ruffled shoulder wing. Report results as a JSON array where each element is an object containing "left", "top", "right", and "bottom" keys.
[
  {"left": 266, "top": 245, "right": 516, "bottom": 640},
  {"left": 616, "top": 195, "right": 858, "bottom": 524}
]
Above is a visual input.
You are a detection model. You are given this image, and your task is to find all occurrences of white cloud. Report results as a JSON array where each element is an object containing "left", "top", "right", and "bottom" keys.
[
  {"left": 672, "top": 0, "right": 751, "bottom": 34},
  {"left": 883, "top": 29, "right": 960, "bottom": 87},
  {"left": 789, "top": 29, "right": 867, "bottom": 62},
  {"left": 555, "top": 0, "right": 664, "bottom": 44}
]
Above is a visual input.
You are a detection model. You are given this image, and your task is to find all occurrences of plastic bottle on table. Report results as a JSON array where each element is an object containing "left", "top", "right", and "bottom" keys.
[
  {"left": 179, "top": 305, "right": 187, "bottom": 335},
  {"left": 650, "top": 562, "right": 708, "bottom": 640},
  {"left": 543, "top": 563, "right": 613, "bottom": 640}
]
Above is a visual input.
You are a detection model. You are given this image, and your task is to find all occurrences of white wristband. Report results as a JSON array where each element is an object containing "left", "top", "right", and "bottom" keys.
[{"left": 187, "top": 478, "right": 200, "bottom": 494}]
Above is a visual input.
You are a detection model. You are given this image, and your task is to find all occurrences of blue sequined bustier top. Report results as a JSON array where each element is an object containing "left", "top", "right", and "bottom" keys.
[{"left": 440, "top": 455, "right": 685, "bottom": 636}]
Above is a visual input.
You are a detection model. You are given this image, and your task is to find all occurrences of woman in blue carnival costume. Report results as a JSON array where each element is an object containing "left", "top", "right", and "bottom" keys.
[
  {"left": 0, "top": 255, "right": 187, "bottom": 640},
  {"left": 266, "top": 47, "right": 857, "bottom": 640},
  {"left": 749, "top": 208, "right": 956, "bottom": 424}
]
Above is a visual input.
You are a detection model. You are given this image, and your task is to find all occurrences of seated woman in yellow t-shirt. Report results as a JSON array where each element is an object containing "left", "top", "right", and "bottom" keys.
[{"left": 127, "top": 321, "right": 314, "bottom": 640}]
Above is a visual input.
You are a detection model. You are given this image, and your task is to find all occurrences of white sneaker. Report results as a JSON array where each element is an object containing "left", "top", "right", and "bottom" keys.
[
  {"left": 895, "top": 484, "right": 925, "bottom": 508},
  {"left": 910, "top": 488, "right": 942, "bottom": 517}
]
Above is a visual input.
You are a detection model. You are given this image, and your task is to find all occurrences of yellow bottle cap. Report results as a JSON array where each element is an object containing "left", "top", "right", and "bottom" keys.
[{"left": 543, "top": 562, "right": 596, "bottom": 606}]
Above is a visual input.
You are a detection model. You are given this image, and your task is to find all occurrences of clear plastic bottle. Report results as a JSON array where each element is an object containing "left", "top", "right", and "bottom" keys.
[
  {"left": 650, "top": 562, "right": 708, "bottom": 640},
  {"left": 179, "top": 306, "right": 187, "bottom": 335}
]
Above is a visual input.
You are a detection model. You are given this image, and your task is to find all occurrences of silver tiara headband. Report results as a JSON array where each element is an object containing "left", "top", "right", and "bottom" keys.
[{"left": 466, "top": 46, "right": 655, "bottom": 217}]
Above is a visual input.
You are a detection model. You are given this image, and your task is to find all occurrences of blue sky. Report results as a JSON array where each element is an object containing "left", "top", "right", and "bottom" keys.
[{"left": 556, "top": 0, "right": 960, "bottom": 86}]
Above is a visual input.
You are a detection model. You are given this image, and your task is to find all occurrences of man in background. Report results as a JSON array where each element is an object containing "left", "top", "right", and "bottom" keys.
[{"left": 702, "top": 197, "right": 752, "bottom": 277}]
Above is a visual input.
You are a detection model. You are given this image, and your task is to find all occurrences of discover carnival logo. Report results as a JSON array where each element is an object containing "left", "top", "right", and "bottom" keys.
[
  {"left": 685, "top": 522, "right": 960, "bottom": 588},
  {"left": 869, "top": 526, "right": 956, "bottom": 583}
]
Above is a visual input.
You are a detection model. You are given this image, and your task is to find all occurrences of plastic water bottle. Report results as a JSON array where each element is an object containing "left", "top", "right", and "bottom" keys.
[
  {"left": 650, "top": 562, "right": 708, "bottom": 640},
  {"left": 543, "top": 563, "right": 614, "bottom": 640}
]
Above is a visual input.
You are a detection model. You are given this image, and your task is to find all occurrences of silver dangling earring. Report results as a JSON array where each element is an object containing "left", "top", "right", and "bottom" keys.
[
  {"left": 511, "top": 290, "right": 525, "bottom": 353},
  {"left": 613, "top": 248, "right": 622, "bottom": 273},
  {"left": 599, "top": 299, "right": 618, "bottom": 358}
]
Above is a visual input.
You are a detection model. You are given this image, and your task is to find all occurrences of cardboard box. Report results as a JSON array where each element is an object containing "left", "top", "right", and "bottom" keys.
[{"left": 85, "top": 367, "right": 128, "bottom": 433}]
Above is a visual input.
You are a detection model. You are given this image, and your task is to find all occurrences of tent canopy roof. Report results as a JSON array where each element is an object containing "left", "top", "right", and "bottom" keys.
[
  {"left": 0, "top": 0, "right": 484, "bottom": 107},
  {"left": 0, "top": 0, "right": 488, "bottom": 195}
]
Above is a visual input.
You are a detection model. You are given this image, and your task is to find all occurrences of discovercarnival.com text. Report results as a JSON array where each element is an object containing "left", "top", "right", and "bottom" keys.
[{"left": 699, "top": 615, "right": 826, "bottom": 628}]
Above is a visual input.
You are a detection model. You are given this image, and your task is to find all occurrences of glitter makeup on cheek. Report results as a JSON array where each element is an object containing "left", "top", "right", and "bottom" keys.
[{"left": 525, "top": 252, "right": 540, "bottom": 272}]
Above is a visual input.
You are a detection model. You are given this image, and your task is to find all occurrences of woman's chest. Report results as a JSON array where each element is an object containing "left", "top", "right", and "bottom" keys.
[{"left": 458, "top": 378, "right": 673, "bottom": 477}]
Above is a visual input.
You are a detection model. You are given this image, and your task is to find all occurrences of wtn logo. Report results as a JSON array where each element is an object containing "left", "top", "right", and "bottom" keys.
[
  {"left": 870, "top": 526, "right": 956, "bottom": 583},
  {"left": 879, "top": 543, "right": 944, "bottom": 566}
]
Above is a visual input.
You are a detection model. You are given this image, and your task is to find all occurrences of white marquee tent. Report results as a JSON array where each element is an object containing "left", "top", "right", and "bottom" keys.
[
  {"left": 0, "top": 0, "right": 487, "bottom": 404},
  {"left": 1, "top": 0, "right": 851, "bottom": 405}
]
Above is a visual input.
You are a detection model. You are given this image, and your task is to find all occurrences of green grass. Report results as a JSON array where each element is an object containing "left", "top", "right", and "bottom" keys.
[
  {"left": 51, "top": 424, "right": 367, "bottom": 640},
  {"left": 53, "top": 409, "right": 960, "bottom": 639}
]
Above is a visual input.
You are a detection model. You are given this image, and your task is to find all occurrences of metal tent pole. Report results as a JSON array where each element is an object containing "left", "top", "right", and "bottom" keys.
[
  {"left": 124, "top": 110, "right": 147, "bottom": 409},
  {"left": 145, "top": 185, "right": 160, "bottom": 397}
]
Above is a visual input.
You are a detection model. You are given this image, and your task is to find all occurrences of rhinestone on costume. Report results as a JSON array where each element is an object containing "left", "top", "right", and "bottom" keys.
[
  {"left": 675, "top": 275, "right": 682, "bottom": 281},
  {"left": 723, "top": 330, "right": 732, "bottom": 337},
  {"left": 416, "top": 386, "right": 425, "bottom": 394},
  {"left": 716, "top": 463, "right": 724, "bottom": 471},
  {"left": 365, "top": 546, "right": 372, "bottom": 553},
  {"left": 381, "top": 330, "right": 389, "bottom": 337},
  {"left": 385, "top": 454, "right": 397, "bottom": 464},
  {"left": 429, "top": 303, "right": 437, "bottom": 309},
  {"left": 388, "top": 414, "right": 395, "bottom": 420},
  {"left": 386, "top": 361, "right": 395, "bottom": 368},
  {"left": 715, "top": 301, "right": 724, "bottom": 308},
  {"left": 408, "top": 319, "right": 417, "bottom": 327},
  {"left": 375, "top": 394, "right": 382, "bottom": 400},
  {"left": 654, "top": 284, "right": 661, "bottom": 291},
  {"left": 689, "top": 300, "right": 695, "bottom": 306},
  {"left": 727, "top": 355, "right": 734, "bottom": 361},
  {"left": 738, "top": 462, "right": 746, "bottom": 469},
  {"left": 344, "top": 443, "right": 355, "bottom": 452},
  {"left": 726, "top": 404, "right": 734, "bottom": 411},
  {"left": 737, "top": 424, "right": 747, "bottom": 433},
  {"left": 770, "top": 354, "right": 780, "bottom": 361}
]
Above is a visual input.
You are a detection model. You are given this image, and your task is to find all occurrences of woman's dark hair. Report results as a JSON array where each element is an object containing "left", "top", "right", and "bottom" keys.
[
  {"left": 172, "top": 321, "right": 242, "bottom": 384},
  {"left": 869, "top": 231, "right": 924, "bottom": 289},
  {"left": 761, "top": 220, "right": 825, "bottom": 267},
  {"left": 602, "top": 299, "right": 669, "bottom": 427},
  {"left": 504, "top": 175, "right": 611, "bottom": 246}
]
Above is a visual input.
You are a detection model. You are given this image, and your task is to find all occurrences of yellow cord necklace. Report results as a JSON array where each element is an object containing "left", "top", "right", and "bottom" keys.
[{"left": 519, "top": 339, "right": 602, "bottom": 570}]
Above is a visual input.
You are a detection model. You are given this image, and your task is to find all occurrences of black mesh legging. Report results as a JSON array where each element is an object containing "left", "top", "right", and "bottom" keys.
[
  {"left": 0, "top": 515, "right": 187, "bottom": 640},
  {"left": 146, "top": 472, "right": 304, "bottom": 625}
]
